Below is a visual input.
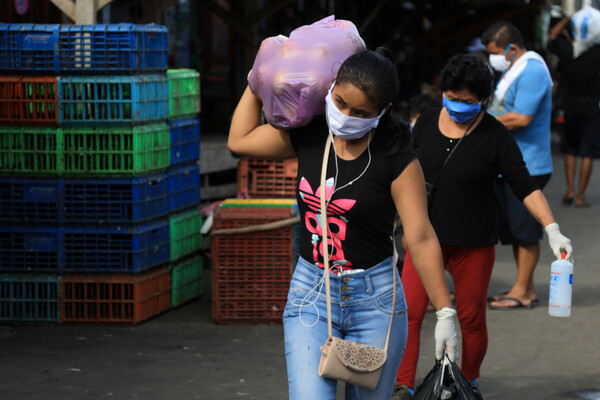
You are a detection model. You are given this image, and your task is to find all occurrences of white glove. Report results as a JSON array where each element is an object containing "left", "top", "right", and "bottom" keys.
[
  {"left": 545, "top": 223, "right": 573, "bottom": 261},
  {"left": 434, "top": 307, "right": 458, "bottom": 361}
]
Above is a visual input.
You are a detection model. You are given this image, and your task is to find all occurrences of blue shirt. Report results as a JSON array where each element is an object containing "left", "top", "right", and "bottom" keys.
[{"left": 499, "top": 60, "right": 553, "bottom": 176}]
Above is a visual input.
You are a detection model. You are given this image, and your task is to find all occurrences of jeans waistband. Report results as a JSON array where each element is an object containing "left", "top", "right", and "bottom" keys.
[{"left": 293, "top": 257, "right": 398, "bottom": 301}]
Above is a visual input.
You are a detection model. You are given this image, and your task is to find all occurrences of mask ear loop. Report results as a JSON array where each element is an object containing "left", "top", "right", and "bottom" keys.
[{"left": 504, "top": 43, "right": 516, "bottom": 63}]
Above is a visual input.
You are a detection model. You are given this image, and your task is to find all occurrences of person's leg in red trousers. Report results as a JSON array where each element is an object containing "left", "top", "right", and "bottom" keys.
[
  {"left": 395, "top": 250, "right": 432, "bottom": 390},
  {"left": 446, "top": 245, "right": 495, "bottom": 380},
  {"left": 396, "top": 246, "right": 495, "bottom": 388}
]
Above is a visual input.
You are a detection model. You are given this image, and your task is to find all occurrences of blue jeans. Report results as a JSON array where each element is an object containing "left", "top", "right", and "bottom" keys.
[{"left": 283, "top": 257, "right": 408, "bottom": 399}]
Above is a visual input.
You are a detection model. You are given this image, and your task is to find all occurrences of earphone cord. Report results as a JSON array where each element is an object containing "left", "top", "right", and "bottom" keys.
[{"left": 328, "top": 130, "right": 372, "bottom": 198}]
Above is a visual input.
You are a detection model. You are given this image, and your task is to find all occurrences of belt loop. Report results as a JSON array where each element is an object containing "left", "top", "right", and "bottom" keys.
[
  {"left": 365, "top": 275, "right": 373, "bottom": 295},
  {"left": 313, "top": 272, "right": 321, "bottom": 287}
]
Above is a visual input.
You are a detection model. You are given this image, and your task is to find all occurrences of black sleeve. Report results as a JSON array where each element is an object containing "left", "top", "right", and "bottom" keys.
[
  {"left": 496, "top": 127, "right": 539, "bottom": 201},
  {"left": 548, "top": 36, "right": 573, "bottom": 62},
  {"left": 289, "top": 115, "right": 326, "bottom": 152},
  {"left": 391, "top": 146, "right": 418, "bottom": 182}
]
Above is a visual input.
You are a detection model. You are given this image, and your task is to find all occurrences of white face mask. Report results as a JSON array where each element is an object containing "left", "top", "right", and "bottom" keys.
[
  {"left": 488, "top": 54, "right": 511, "bottom": 72},
  {"left": 325, "top": 83, "right": 385, "bottom": 140}
]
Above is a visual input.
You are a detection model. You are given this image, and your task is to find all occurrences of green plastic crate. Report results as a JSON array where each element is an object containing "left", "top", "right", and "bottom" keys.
[
  {"left": 0, "top": 124, "right": 170, "bottom": 177},
  {"left": 62, "top": 123, "right": 170, "bottom": 176},
  {"left": 167, "top": 69, "right": 200, "bottom": 120},
  {"left": 0, "top": 126, "right": 62, "bottom": 176},
  {"left": 169, "top": 207, "right": 203, "bottom": 261},
  {"left": 170, "top": 253, "right": 203, "bottom": 307}
]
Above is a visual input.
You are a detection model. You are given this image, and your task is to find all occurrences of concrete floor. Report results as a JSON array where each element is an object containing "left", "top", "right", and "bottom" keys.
[{"left": 1, "top": 154, "right": 600, "bottom": 400}]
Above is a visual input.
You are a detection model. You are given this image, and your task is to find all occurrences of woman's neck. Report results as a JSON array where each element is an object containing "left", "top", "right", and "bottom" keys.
[
  {"left": 438, "top": 108, "right": 483, "bottom": 139},
  {"left": 332, "top": 130, "right": 374, "bottom": 160}
]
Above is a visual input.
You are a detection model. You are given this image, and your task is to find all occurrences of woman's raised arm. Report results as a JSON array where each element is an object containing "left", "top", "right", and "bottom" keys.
[{"left": 228, "top": 86, "right": 297, "bottom": 160}]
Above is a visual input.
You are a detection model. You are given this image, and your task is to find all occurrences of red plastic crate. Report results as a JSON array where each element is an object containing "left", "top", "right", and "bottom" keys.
[
  {"left": 60, "top": 266, "right": 171, "bottom": 325},
  {"left": 211, "top": 205, "right": 297, "bottom": 324},
  {"left": 0, "top": 76, "right": 58, "bottom": 126},
  {"left": 237, "top": 158, "right": 298, "bottom": 198}
]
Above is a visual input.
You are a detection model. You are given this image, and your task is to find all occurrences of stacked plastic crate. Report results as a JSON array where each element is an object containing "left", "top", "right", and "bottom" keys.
[
  {"left": 0, "top": 23, "right": 200, "bottom": 325},
  {"left": 211, "top": 199, "right": 298, "bottom": 324},
  {"left": 166, "top": 68, "right": 203, "bottom": 309},
  {"left": 212, "top": 146, "right": 300, "bottom": 322}
]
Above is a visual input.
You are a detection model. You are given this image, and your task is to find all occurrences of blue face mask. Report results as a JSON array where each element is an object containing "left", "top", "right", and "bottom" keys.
[{"left": 442, "top": 94, "right": 481, "bottom": 123}]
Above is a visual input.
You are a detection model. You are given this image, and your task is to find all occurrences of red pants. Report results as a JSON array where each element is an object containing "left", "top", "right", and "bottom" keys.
[{"left": 396, "top": 245, "right": 495, "bottom": 387}]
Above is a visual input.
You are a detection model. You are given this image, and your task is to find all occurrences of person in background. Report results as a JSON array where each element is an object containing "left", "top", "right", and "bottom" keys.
[
  {"left": 548, "top": 13, "right": 600, "bottom": 208},
  {"left": 482, "top": 21, "right": 555, "bottom": 310},
  {"left": 407, "top": 93, "right": 440, "bottom": 130},
  {"left": 229, "top": 47, "right": 458, "bottom": 400},
  {"left": 397, "top": 93, "right": 443, "bottom": 306},
  {"left": 392, "top": 53, "right": 572, "bottom": 400},
  {"left": 466, "top": 37, "right": 489, "bottom": 62}
]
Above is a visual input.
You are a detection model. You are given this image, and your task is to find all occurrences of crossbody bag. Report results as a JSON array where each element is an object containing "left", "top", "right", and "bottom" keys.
[{"left": 317, "top": 135, "right": 396, "bottom": 391}]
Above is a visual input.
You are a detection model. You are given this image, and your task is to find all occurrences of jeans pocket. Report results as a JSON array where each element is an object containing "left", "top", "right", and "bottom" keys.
[
  {"left": 373, "top": 286, "right": 406, "bottom": 315},
  {"left": 284, "top": 283, "right": 317, "bottom": 315}
]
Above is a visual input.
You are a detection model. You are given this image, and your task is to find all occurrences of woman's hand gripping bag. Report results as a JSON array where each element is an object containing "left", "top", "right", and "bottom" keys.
[{"left": 248, "top": 15, "right": 366, "bottom": 129}]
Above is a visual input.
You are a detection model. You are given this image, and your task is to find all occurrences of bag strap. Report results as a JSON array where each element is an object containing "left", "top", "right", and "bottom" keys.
[
  {"left": 429, "top": 111, "right": 482, "bottom": 204},
  {"left": 319, "top": 133, "right": 396, "bottom": 351}
]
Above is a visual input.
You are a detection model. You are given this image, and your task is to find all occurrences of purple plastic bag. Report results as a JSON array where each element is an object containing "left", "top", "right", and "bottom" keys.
[{"left": 248, "top": 15, "right": 365, "bottom": 129}]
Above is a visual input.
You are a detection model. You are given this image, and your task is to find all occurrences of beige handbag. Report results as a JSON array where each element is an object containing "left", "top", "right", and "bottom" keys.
[{"left": 317, "top": 136, "right": 397, "bottom": 391}]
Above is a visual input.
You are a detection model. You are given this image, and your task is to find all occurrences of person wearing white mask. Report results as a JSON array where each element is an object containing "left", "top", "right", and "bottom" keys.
[
  {"left": 482, "top": 21, "right": 556, "bottom": 311},
  {"left": 228, "top": 47, "right": 457, "bottom": 399}
]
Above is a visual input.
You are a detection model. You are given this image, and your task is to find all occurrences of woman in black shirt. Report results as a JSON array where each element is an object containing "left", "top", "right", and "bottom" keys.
[
  {"left": 229, "top": 48, "right": 457, "bottom": 399},
  {"left": 394, "top": 54, "right": 573, "bottom": 398}
]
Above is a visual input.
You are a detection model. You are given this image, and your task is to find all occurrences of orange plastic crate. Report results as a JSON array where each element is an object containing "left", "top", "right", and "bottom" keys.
[
  {"left": 237, "top": 158, "right": 298, "bottom": 198},
  {"left": 211, "top": 205, "right": 297, "bottom": 324},
  {"left": 60, "top": 266, "right": 171, "bottom": 325},
  {"left": 0, "top": 76, "right": 59, "bottom": 126}
]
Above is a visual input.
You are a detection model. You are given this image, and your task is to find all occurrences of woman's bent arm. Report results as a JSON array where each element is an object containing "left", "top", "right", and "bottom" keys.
[
  {"left": 522, "top": 189, "right": 556, "bottom": 227},
  {"left": 392, "top": 159, "right": 452, "bottom": 311},
  {"left": 228, "top": 86, "right": 297, "bottom": 159}
]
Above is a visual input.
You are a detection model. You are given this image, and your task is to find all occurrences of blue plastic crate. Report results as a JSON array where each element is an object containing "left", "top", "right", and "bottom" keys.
[
  {"left": 58, "top": 24, "right": 168, "bottom": 74},
  {"left": 0, "top": 274, "right": 60, "bottom": 323},
  {"left": 58, "top": 75, "right": 168, "bottom": 125},
  {"left": 0, "top": 226, "right": 62, "bottom": 273},
  {"left": 168, "top": 117, "right": 200, "bottom": 166},
  {"left": 169, "top": 163, "right": 201, "bottom": 212},
  {"left": 0, "top": 23, "right": 167, "bottom": 74},
  {"left": 0, "top": 178, "right": 60, "bottom": 223},
  {"left": 0, "top": 24, "right": 60, "bottom": 73},
  {"left": 0, "top": 173, "right": 170, "bottom": 224},
  {"left": 63, "top": 174, "right": 170, "bottom": 224},
  {"left": 0, "top": 220, "right": 170, "bottom": 274},
  {"left": 62, "top": 220, "right": 170, "bottom": 274}
]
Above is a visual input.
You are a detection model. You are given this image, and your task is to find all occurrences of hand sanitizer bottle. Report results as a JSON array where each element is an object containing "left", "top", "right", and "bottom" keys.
[{"left": 549, "top": 253, "right": 573, "bottom": 317}]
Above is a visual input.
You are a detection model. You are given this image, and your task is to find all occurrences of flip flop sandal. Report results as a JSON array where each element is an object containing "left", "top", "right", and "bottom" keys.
[
  {"left": 488, "top": 296, "right": 536, "bottom": 310},
  {"left": 487, "top": 291, "right": 509, "bottom": 303},
  {"left": 562, "top": 196, "right": 574, "bottom": 205}
]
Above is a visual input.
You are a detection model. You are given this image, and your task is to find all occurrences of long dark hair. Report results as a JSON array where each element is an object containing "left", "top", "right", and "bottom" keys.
[{"left": 336, "top": 47, "right": 410, "bottom": 154}]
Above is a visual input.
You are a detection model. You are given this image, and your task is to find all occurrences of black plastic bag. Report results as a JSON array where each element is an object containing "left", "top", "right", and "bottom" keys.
[{"left": 413, "top": 355, "right": 484, "bottom": 400}]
